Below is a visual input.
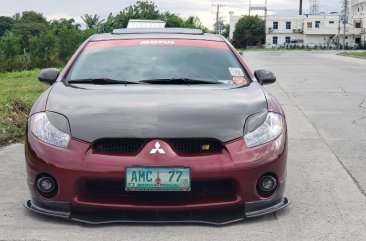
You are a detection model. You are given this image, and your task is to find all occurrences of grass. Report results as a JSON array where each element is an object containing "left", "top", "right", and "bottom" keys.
[
  {"left": 237, "top": 48, "right": 318, "bottom": 52},
  {"left": 0, "top": 69, "right": 48, "bottom": 146},
  {"left": 237, "top": 48, "right": 278, "bottom": 52},
  {"left": 338, "top": 51, "right": 366, "bottom": 59}
]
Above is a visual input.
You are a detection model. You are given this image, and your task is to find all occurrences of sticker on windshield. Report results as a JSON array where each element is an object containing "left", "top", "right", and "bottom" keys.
[
  {"left": 229, "top": 67, "right": 244, "bottom": 77},
  {"left": 233, "top": 76, "right": 248, "bottom": 85}
]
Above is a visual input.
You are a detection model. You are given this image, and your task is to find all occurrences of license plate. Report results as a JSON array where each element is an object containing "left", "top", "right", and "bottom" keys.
[{"left": 125, "top": 167, "right": 191, "bottom": 191}]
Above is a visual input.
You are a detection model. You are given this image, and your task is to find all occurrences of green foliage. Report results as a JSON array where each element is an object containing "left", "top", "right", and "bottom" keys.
[
  {"left": 0, "top": 31, "right": 21, "bottom": 58},
  {"left": 114, "top": 1, "right": 205, "bottom": 30},
  {"left": 160, "top": 12, "right": 185, "bottom": 27},
  {"left": 96, "top": 13, "right": 117, "bottom": 33},
  {"left": 17, "top": 11, "right": 48, "bottom": 24},
  {"left": 114, "top": 1, "right": 160, "bottom": 28},
  {"left": 338, "top": 51, "right": 366, "bottom": 59},
  {"left": 184, "top": 16, "right": 201, "bottom": 28},
  {"left": 232, "top": 15, "right": 265, "bottom": 48},
  {"left": 213, "top": 19, "right": 229, "bottom": 36},
  {"left": 12, "top": 11, "right": 48, "bottom": 49},
  {"left": 81, "top": 14, "right": 101, "bottom": 30},
  {"left": 57, "top": 27, "right": 84, "bottom": 64},
  {"left": 29, "top": 32, "right": 57, "bottom": 68},
  {"left": 50, "top": 19, "right": 85, "bottom": 63},
  {"left": 0, "top": 32, "right": 25, "bottom": 72},
  {"left": 221, "top": 24, "right": 230, "bottom": 38},
  {"left": 213, "top": 19, "right": 229, "bottom": 38},
  {"left": 0, "top": 16, "right": 15, "bottom": 36},
  {"left": 0, "top": 2, "right": 209, "bottom": 74}
]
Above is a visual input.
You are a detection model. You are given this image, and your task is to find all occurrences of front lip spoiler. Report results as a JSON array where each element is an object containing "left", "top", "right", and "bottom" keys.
[{"left": 23, "top": 197, "right": 290, "bottom": 226}]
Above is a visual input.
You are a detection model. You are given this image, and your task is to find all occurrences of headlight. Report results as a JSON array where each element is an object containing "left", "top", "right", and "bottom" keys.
[
  {"left": 244, "top": 112, "right": 284, "bottom": 148},
  {"left": 31, "top": 112, "right": 70, "bottom": 148}
]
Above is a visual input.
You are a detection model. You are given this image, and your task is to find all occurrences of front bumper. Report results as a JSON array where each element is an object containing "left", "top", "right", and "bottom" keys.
[
  {"left": 24, "top": 127, "right": 289, "bottom": 225},
  {"left": 24, "top": 182, "right": 289, "bottom": 225}
]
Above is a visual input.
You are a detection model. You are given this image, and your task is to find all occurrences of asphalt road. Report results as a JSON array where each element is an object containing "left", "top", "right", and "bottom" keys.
[{"left": 1, "top": 51, "right": 365, "bottom": 241}]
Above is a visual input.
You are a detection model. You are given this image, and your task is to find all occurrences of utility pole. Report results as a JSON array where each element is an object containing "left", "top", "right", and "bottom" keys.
[
  {"left": 299, "top": 0, "right": 303, "bottom": 15},
  {"left": 337, "top": 16, "right": 341, "bottom": 50},
  {"left": 212, "top": 3, "right": 225, "bottom": 34},
  {"left": 342, "top": 0, "right": 349, "bottom": 50}
]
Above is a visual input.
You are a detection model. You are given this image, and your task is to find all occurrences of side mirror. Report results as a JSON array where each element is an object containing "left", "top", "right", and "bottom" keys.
[
  {"left": 254, "top": 69, "right": 276, "bottom": 85},
  {"left": 38, "top": 68, "right": 59, "bottom": 85}
]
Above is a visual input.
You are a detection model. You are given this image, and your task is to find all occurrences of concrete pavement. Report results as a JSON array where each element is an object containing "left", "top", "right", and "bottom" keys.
[{"left": 0, "top": 51, "right": 365, "bottom": 241}]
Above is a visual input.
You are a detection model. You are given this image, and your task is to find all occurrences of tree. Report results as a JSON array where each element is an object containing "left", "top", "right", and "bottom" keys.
[
  {"left": 12, "top": 11, "right": 48, "bottom": 49},
  {"left": 58, "top": 27, "right": 84, "bottom": 63},
  {"left": 129, "top": 1, "right": 160, "bottom": 19},
  {"left": 0, "top": 16, "right": 15, "bottom": 36},
  {"left": 213, "top": 20, "right": 229, "bottom": 37},
  {"left": 0, "top": 32, "right": 22, "bottom": 71},
  {"left": 221, "top": 24, "right": 230, "bottom": 38},
  {"left": 184, "top": 16, "right": 200, "bottom": 28},
  {"left": 232, "top": 15, "right": 265, "bottom": 48},
  {"left": 0, "top": 31, "right": 21, "bottom": 58},
  {"left": 50, "top": 19, "right": 84, "bottom": 64},
  {"left": 183, "top": 16, "right": 209, "bottom": 32},
  {"left": 160, "top": 12, "right": 185, "bottom": 27},
  {"left": 96, "top": 13, "right": 117, "bottom": 33},
  {"left": 0, "top": 4, "right": 212, "bottom": 73},
  {"left": 114, "top": 1, "right": 160, "bottom": 28},
  {"left": 81, "top": 14, "right": 101, "bottom": 30},
  {"left": 113, "top": 1, "right": 207, "bottom": 31},
  {"left": 49, "top": 18, "right": 80, "bottom": 34},
  {"left": 29, "top": 32, "right": 57, "bottom": 68},
  {"left": 17, "top": 11, "right": 48, "bottom": 25}
]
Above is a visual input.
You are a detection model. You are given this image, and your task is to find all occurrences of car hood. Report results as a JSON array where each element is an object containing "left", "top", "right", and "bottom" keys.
[{"left": 46, "top": 82, "right": 267, "bottom": 143}]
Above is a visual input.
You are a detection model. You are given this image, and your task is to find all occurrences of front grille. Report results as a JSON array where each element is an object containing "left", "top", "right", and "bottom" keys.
[
  {"left": 168, "top": 138, "right": 224, "bottom": 154},
  {"left": 93, "top": 138, "right": 146, "bottom": 153},
  {"left": 84, "top": 180, "right": 233, "bottom": 199},
  {"left": 92, "top": 138, "right": 224, "bottom": 154}
]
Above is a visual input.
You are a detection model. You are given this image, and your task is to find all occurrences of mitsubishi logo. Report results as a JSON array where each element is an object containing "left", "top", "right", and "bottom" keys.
[{"left": 150, "top": 141, "right": 166, "bottom": 154}]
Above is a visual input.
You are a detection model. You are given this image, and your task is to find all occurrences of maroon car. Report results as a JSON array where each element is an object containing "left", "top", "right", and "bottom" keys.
[{"left": 24, "top": 28, "right": 289, "bottom": 225}]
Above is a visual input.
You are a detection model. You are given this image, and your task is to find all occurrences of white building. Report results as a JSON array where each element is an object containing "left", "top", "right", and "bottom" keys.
[
  {"left": 229, "top": 0, "right": 366, "bottom": 48},
  {"left": 348, "top": 0, "right": 366, "bottom": 45},
  {"left": 265, "top": 15, "right": 304, "bottom": 47}
]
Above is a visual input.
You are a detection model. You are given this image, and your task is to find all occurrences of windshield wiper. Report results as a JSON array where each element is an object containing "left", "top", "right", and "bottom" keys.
[
  {"left": 139, "top": 78, "right": 221, "bottom": 85},
  {"left": 68, "top": 78, "right": 138, "bottom": 85}
]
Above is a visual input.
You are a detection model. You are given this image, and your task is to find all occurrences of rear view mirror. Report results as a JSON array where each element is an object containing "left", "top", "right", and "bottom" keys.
[
  {"left": 254, "top": 69, "right": 276, "bottom": 85},
  {"left": 38, "top": 68, "right": 59, "bottom": 85}
]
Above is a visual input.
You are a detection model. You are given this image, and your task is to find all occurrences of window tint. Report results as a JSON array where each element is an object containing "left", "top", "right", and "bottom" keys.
[{"left": 67, "top": 45, "right": 246, "bottom": 83}]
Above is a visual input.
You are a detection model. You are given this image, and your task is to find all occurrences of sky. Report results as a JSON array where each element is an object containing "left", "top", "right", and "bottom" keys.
[{"left": 0, "top": 0, "right": 342, "bottom": 29}]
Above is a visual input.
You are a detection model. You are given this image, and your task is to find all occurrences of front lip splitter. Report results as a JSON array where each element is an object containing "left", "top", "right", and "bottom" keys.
[{"left": 24, "top": 197, "right": 289, "bottom": 226}]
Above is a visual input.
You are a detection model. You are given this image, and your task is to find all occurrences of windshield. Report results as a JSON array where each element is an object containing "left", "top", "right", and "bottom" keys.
[{"left": 66, "top": 39, "right": 248, "bottom": 85}]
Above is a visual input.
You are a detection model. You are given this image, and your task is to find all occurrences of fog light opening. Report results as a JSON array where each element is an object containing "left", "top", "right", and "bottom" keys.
[
  {"left": 257, "top": 174, "right": 278, "bottom": 198},
  {"left": 36, "top": 175, "right": 58, "bottom": 197}
]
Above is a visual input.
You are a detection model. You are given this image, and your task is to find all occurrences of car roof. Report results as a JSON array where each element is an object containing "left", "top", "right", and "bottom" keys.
[{"left": 89, "top": 28, "right": 225, "bottom": 42}]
